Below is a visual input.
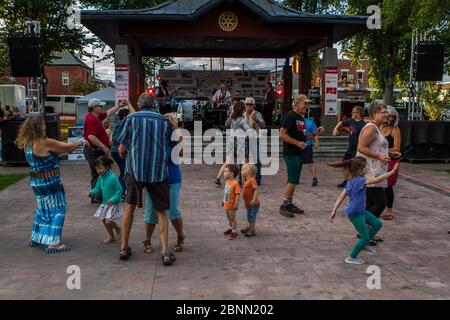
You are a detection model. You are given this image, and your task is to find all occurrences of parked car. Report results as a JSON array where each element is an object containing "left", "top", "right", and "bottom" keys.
[
  {"left": 45, "top": 95, "right": 82, "bottom": 116},
  {"left": 440, "top": 110, "right": 449, "bottom": 120}
]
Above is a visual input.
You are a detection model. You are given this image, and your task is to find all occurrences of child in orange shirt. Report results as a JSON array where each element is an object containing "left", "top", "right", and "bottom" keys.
[
  {"left": 222, "top": 164, "right": 241, "bottom": 240},
  {"left": 241, "top": 164, "right": 260, "bottom": 237}
]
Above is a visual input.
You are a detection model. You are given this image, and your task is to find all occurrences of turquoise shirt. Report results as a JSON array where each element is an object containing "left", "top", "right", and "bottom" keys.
[{"left": 90, "top": 169, "right": 123, "bottom": 205}]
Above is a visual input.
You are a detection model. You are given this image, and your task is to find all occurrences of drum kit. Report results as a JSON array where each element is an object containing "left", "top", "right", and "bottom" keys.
[{"left": 179, "top": 96, "right": 233, "bottom": 130}]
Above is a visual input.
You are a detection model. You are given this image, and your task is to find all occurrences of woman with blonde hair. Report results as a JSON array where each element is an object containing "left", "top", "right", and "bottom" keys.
[
  {"left": 214, "top": 101, "right": 249, "bottom": 185},
  {"left": 16, "top": 115, "right": 83, "bottom": 253}
]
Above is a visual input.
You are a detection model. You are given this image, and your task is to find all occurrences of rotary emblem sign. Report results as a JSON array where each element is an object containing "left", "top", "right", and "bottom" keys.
[{"left": 218, "top": 12, "right": 238, "bottom": 32}]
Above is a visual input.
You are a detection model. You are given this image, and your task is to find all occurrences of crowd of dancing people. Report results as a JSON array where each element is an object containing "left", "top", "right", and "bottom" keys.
[{"left": 16, "top": 81, "right": 402, "bottom": 266}]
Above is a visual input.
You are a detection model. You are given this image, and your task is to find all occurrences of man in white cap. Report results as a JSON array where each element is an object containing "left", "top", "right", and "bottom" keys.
[
  {"left": 243, "top": 97, "right": 265, "bottom": 184},
  {"left": 83, "top": 98, "right": 121, "bottom": 203}
]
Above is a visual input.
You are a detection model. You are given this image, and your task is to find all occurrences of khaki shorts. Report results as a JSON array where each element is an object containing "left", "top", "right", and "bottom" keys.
[{"left": 125, "top": 174, "right": 170, "bottom": 211}]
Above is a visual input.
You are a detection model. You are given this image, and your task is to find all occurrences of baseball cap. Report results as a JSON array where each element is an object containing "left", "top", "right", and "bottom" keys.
[
  {"left": 293, "top": 94, "right": 312, "bottom": 104},
  {"left": 244, "top": 97, "right": 255, "bottom": 105},
  {"left": 88, "top": 98, "right": 106, "bottom": 108}
]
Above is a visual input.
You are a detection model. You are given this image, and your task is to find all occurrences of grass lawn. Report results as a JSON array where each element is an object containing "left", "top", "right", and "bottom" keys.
[{"left": 0, "top": 173, "right": 28, "bottom": 191}]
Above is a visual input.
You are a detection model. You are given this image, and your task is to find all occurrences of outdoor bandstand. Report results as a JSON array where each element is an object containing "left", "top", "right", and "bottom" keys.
[
  {"left": 81, "top": 0, "right": 450, "bottom": 161},
  {"left": 81, "top": 0, "right": 367, "bottom": 123}
]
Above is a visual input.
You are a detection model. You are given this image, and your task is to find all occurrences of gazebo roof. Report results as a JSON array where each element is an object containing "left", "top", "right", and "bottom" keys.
[{"left": 81, "top": 0, "right": 368, "bottom": 58}]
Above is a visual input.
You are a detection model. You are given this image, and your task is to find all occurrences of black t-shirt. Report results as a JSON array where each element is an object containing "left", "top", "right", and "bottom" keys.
[
  {"left": 342, "top": 118, "right": 366, "bottom": 148},
  {"left": 281, "top": 110, "right": 307, "bottom": 156}
]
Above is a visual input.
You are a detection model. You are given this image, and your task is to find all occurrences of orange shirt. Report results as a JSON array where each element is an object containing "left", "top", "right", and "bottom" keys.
[
  {"left": 242, "top": 177, "right": 260, "bottom": 208},
  {"left": 223, "top": 179, "right": 240, "bottom": 209}
]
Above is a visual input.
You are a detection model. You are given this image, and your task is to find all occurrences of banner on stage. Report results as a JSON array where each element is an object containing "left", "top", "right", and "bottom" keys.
[
  {"left": 115, "top": 64, "right": 129, "bottom": 103},
  {"left": 324, "top": 68, "right": 338, "bottom": 116}
]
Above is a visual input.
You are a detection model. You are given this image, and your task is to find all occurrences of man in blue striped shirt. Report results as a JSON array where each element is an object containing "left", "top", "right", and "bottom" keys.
[{"left": 118, "top": 93, "right": 176, "bottom": 265}]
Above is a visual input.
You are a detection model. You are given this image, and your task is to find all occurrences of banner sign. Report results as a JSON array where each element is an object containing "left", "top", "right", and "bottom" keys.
[
  {"left": 67, "top": 126, "right": 85, "bottom": 161},
  {"left": 115, "top": 64, "right": 129, "bottom": 103},
  {"left": 324, "top": 68, "right": 338, "bottom": 116}
]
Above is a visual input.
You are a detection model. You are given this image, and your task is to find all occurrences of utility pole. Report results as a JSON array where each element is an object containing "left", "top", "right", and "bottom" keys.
[{"left": 210, "top": 58, "right": 213, "bottom": 70}]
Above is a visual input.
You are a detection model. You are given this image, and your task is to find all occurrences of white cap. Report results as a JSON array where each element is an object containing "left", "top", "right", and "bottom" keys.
[
  {"left": 88, "top": 98, "right": 106, "bottom": 108},
  {"left": 244, "top": 97, "right": 255, "bottom": 105}
]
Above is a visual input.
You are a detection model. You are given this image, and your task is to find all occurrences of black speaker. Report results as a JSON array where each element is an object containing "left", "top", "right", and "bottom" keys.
[
  {"left": 0, "top": 114, "right": 60, "bottom": 164},
  {"left": 8, "top": 34, "right": 43, "bottom": 77},
  {"left": 415, "top": 42, "right": 445, "bottom": 81}
]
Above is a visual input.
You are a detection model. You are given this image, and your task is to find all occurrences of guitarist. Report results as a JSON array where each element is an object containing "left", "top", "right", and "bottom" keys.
[
  {"left": 156, "top": 79, "right": 181, "bottom": 114},
  {"left": 211, "top": 83, "right": 232, "bottom": 108}
]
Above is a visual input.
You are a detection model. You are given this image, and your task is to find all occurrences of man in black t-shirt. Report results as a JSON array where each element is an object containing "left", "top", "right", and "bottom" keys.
[
  {"left": 332, "top": 105, "right": 366, "bottom": 187},
  {"left": 279, "top": 94, "right": 310, "bottom": 218}
]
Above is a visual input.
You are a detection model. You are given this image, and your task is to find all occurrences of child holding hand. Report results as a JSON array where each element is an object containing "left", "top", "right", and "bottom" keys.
[
  {"left": 222, "top": 164, "right": 241, "bottom": 240},
  {"left": 241, "top": 164, "right": 260, "bottom": 237}
]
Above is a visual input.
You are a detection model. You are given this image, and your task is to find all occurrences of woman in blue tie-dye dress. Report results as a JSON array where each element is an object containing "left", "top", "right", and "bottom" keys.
[{"left": 16, "top": 115, "right": 83, "bottom": 253}]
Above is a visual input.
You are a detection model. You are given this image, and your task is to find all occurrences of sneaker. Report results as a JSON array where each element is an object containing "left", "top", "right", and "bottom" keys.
[
  {"left": 362, "top": 246, "right": 377, "bottom": 255},
  {"left": 245, "top": 230, "right": 256, "bottom": 237},
  {"left": 228, "top": 231, "right": 237, "bottom": 240},
  {"left": 345, "top": 256, "right": 366, "bottom": 265},
  {"left": 312, "top": 178, "right": 318, "bottom": 187},
  {"left": 223, "top": 228, "right": 232, "bottom": 235},
  {"left": 279, "top": 205, "right": 294, "bottom": 218},
  {"left": 337, "top": 181, "right": 347, "bottom": 188},
  {"left": 241, "top": 227, "right": 250, "bottom": 234},
  {"left": 214, "top": 178, "right": 222, "bottom": 186},
  {"left": 287, "top": 204, "right": 304, "bottom": 214}
]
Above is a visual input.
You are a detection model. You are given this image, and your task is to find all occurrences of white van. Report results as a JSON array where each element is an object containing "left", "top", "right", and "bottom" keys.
[
  {"left": 0, "top": 84, "right": 26, "bottom": 114},
  {"left": 45, "top": 95, "right": 82, "bottom": 115}
]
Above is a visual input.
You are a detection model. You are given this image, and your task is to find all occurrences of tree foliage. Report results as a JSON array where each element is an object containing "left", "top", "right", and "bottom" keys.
[
  {"left": 69, "top": 78, "right": 101, "bottom": 95},
  {"left": 0, "top": 0, "right": 92, "bottom": 73},
  {"left": 341, "top": 0, "right": 450, "bottom": 104},
  {"left": 79, "top": 0, "right": 174, "bottom": 85}
]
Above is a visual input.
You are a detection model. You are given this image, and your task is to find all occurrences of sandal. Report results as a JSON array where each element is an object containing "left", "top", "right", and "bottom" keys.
[
  {"left": 369, "top": 240, "right": 378, "bottom": 246},
  {"left": 214, "top": 178, "right": 222, "bottom": 186},
  {"left": 174, "top": 234, "right": 185, "bottom": 252},
  {"left": 382, "top": 214, "right": 393, "bottom": 221},
  {"left": 45, "top": 244, "right": 70, "bottom": 254},
  {"left": 119, "top": 247, "right": 132, "bottom": 260},
  {"left": 143, "top": 240, "right": 153, "bottom": 253},
  {"left": 29, "top": 240, "right": 41, "bottom": 247},
  {"left": 162, "top": 251, "right": 176, "bottom": 266}
]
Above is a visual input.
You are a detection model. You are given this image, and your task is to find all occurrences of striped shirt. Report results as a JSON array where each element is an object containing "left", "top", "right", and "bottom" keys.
[{"left": 117, "top": 108, "right": 172, "bottom": 183}]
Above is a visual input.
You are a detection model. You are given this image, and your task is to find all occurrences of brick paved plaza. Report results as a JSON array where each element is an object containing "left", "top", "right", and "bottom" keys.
[{"left": 0, "top": 159, "right": 449, "bottom": 300}]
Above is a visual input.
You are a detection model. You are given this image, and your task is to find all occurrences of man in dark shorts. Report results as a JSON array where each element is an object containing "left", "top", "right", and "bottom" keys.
[
  {"left": 332, "top": 105, "right": 366, "bottom": 187},
  {"left": 83, "top": 98, "right": 120, "bottom": 203},
  {"left": 117, "top": 93, "right": 177, "bottom": 265},
  {"left": 279, "top": 94, "right": 310, "bottom": 218}
]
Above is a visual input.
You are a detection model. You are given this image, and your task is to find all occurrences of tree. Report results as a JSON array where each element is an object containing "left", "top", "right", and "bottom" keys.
[
  {"left": 79, "top": 0, "right": 173, "bottom": 85},
  {"left": 0, "top": 0, "right": 93, "bottom": 73},
  {"left": 282, "top": 0, "right": 345, "bottom": 14},
  {"left": 341, "top": 0, "right": 450, "bottom": 104},
  {"left": 69, "top": 78, "right": 100, "bottom": 95}
]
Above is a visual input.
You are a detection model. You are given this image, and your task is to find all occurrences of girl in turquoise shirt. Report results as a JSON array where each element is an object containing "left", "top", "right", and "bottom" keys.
[{"left": 89, "top": 156, "right": 123, "bottom": 243}]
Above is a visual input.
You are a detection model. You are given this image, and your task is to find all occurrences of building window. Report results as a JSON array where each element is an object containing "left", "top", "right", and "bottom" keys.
[
  {"left": 341, "top": 69, "right": 349, "bottom": 80},
  {"left": 62, "top": 72, "right": 70, "bottom": 86},
  {"left": 357, "top": 70, "right": 364, "bottom": 81}
]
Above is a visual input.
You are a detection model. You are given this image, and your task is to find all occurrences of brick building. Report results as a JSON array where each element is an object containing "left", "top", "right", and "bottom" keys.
[
  {"left": 312, "top": 59, "right": 371, "bottom": 89},
  {"left": 5, "top": 51, "right": 92, "bottom": 96}
]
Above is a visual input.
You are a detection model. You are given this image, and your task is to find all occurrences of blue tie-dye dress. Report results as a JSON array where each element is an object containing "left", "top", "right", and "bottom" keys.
[{"left": 25, "top": 147, "right": 67, "bottom": 245}]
